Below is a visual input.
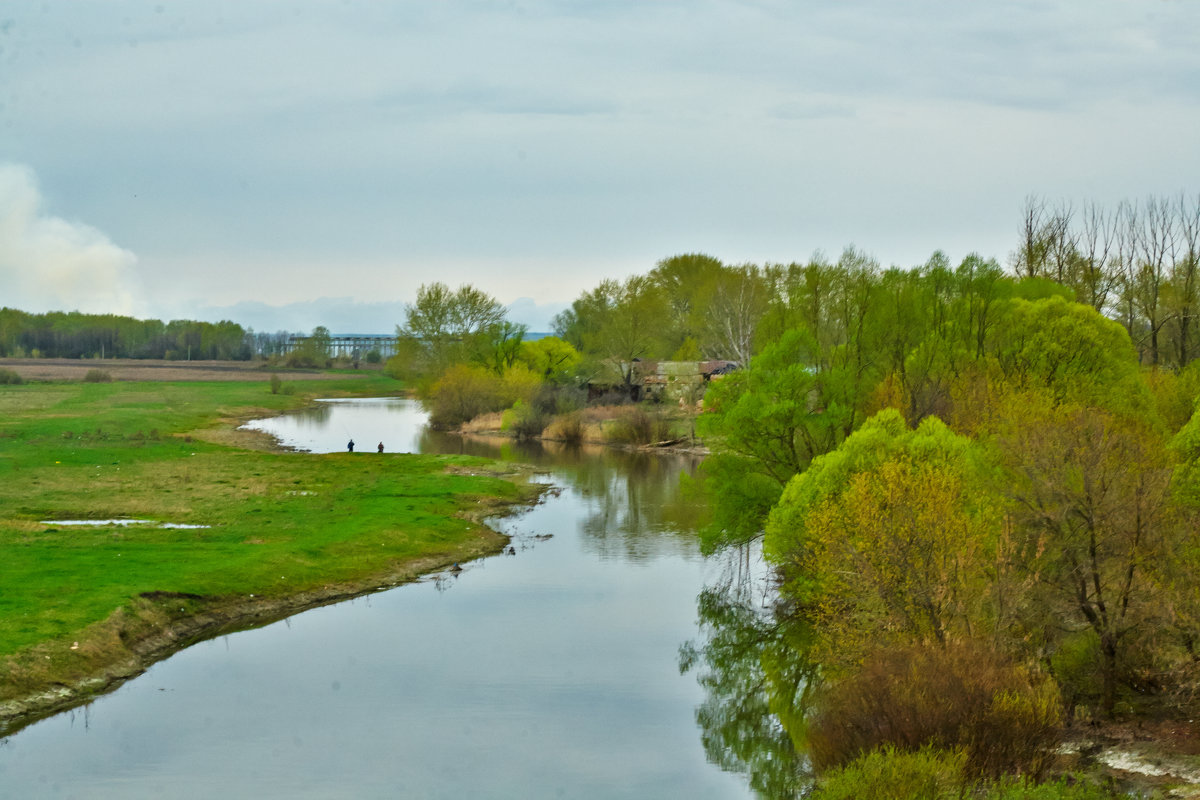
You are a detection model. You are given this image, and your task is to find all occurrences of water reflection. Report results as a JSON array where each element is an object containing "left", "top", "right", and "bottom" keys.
[
  {"left": 420, "top": 430, "right": 707, "bottom": 562},
  {"left": 680, "top": 547, "right": 815, "bottom": 799}
]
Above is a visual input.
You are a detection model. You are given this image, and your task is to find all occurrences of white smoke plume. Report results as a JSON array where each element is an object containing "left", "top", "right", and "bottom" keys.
[{"left": 0, "top": 163, "right": 141, "bottom": 316}]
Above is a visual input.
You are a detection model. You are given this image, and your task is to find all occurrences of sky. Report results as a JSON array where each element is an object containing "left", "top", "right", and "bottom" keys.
[{"left": 2, "top": 1, "right": 1199, "bottom": 334}]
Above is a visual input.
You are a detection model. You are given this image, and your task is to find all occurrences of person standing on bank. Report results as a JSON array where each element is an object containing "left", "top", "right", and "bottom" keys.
[
  {"left": 377, "top": 442, "right": 384, "bottom": 453},
  {"left": 347, "top": 439, "right": 354, "bottom": 452}
]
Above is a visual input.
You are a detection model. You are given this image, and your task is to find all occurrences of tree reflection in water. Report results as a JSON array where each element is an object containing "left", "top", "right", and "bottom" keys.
[{"left": 680, "top": 545, "right": 815, "bottom": 799}]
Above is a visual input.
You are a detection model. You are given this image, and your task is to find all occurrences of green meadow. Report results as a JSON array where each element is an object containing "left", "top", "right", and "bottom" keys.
[{"left": 0, "top": 374, "right": 533, "bottom": 707}]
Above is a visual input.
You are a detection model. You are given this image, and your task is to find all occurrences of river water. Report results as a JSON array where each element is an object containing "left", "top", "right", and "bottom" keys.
[{"left": 0, "top": 398, "right": 761, "bottom": 799}]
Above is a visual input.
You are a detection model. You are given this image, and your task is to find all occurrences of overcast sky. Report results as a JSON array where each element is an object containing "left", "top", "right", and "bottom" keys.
[{"left": 2, "top": 1, "right": 1199, "bottom": 333}]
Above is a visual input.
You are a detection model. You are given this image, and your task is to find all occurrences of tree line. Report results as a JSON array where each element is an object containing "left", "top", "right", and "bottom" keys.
[
  {"left": 1014, "top": 193, "right": 1200, "bottom": 367},
  {"left": 0, "top": 308, "right": 300, "bottom": 361}
]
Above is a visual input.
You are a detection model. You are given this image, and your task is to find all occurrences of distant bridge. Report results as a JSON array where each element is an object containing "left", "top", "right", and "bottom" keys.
[{"left": 283, "top": 334, "right": 397, "bottom": 358}]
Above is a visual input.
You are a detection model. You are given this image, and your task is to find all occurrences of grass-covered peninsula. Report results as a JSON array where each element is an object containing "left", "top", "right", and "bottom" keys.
[{"left": 0, "top": 371, "right": 537, "bottom": 730}]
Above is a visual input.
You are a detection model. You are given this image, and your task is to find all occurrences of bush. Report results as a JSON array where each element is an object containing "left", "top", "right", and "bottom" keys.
[
  {"left": 814, "top": 745, "right": 966, "bottom": 800},
  {"left": 605, "top": 406, "right": 673, "bottom": 445},
  {"left": 0, "top": 368, "right": 24, "bottom": 385},
  {"left": 815, "top": 748, "right": 1116, "bottom": 800},
  {"left": 980, "top": 778, "right": 1119, "bottom": 800},
  {"left": 365, "top": 349, "right": 382, "bottom": 364},
  {"left": 269, "top": 373, "right": 282, "bottom": 394},
  {"left": 545, "top": 412, "right": 584, "bottom": 445},
  {"left": 424, "top": 364, "right": 507, "bottom": 429},
  {"left": 285, "top": 350, "right": 330, "bottom": 368},
  {"left": 504, "top": 400, "right": 548, "bottom": 441},
  {"left": 806, "top": 641, "right": 1063, "bottom": 781},
  {"left": 83, "top": 369, "right": 113, "bottom": 383}
]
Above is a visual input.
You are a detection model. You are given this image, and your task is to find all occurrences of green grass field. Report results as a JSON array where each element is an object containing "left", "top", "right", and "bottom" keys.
[{"left": 0, "top": 373, "right": 532, "bottom": 707}]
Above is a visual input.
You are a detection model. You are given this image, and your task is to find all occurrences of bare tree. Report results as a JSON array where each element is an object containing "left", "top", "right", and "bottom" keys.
[
  {"left": 1013, "top": 195, "right": 1049, "bottom": 278},
  {"left": 1130, "top": 196, "right": 1179, "bottom": 366},
  {"left": 1045, "top": 200, "right": 1078, "bottom": 285},
  {"left": 1076, "top": 201, "right": 1119, "bottom": 314}
]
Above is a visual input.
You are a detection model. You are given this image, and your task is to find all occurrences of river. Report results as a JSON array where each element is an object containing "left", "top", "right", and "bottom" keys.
[{"left": 0, "top": 398, "right": 768, "bottom": 799}]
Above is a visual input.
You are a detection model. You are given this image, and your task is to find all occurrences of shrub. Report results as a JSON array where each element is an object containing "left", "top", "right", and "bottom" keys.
[
  {"left": 285, "top": 350, "right": 330, "bottom": 368},
  {"left": 806, "top": 641, "right": 1063, "bottom": 781},
  {"left": 980, "top": 777, "right": 1118, "bottom": 800},
  {"left": 0, "top": 368, "right": 24, "bottom": 385},
  {"left": 365, "top": 349, "right": 382, "bottom": 364},
  {"left": 505, "top": 400, "right": 548, "bottom": 441},
  {"left": 424, "top": 364, "right": 507, "bottom": 429},
  {"left": 269, "top": 373, "right": 282, "bottom": 394},
  {"left": 545, "top": 412, "right": 584, "bottom": 445},
  {"left": 605, "top": 406, "right": 673, "bottom": 445},
  {"left": 83, "top": 369, "right": 113, "bottom": 383},
  {"left": 814, "top": 745, "right": 966, "bottom": 800},
  {"left": 815, "top": 749, "right": 1116, "bottom": 800}
]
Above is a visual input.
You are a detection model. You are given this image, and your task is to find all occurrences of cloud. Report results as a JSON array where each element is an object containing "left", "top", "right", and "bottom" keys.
[{"left": 0, "top": 163, "right": 142, "bottom": 315}]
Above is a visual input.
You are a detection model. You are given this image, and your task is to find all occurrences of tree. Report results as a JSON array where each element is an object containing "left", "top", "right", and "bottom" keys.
[
  {"left": 470, "top": 320, "right": 527, "bottom": 374},
  {"left": 518, "top": 336, "right": 581, "bottom": 383},
  {"left": 702, "top": 263, "right": 769, "bottom": 364},
  {"left": 764, "top": 410, "right": 997, "bottom": 664},
  {"left": 986, "top": 295, "right": 1148, "bottom": 414},
  {"left": 696, "top": 328, "right": 845, "bottom": 551},
  {"left": 398, "top": 282, "right": 508, "bottom": 375},
  {"left": 286, "top": 325, "right": 332, "bottom": 367},
  {"left": 648, "top": 253, "right": 725, "bottom": 354},
  {"left": 558, "top": 276, "right": 668, "bottom": 390},
  {"left": 995, "top": 399, "right": 1181, "bottom": 716}
]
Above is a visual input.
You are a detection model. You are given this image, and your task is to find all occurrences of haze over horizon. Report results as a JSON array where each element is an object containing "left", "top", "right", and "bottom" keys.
[{"left": 2, "top": 2, "right": 1199, "bottom": 334}]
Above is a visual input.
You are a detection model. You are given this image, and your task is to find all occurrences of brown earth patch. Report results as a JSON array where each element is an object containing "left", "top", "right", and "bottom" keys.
[{"left": 0, "top": 357, "right": 369, "bottom": 382}]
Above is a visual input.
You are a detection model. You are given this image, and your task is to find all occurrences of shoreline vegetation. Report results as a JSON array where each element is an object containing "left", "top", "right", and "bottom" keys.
[{"left": 0, "top": 363, "right": 543, "bottom": 734}]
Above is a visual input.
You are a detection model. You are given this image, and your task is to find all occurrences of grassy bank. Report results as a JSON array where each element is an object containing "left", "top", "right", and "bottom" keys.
[{"left": 0, "top": 372, "right": 537, "bottom": 727}]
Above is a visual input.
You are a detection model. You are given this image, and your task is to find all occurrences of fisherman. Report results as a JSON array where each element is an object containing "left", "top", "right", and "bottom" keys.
[
  {"left": 347, "top": 439, "right": 355, "bottom": 452},
  {"left": 377, "top": 442, "right": 384, "bottom": 453}
]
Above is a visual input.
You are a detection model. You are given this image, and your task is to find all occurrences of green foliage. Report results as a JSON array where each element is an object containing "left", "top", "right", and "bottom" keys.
[
  {"left": 813, "top": 745, "right": 967, "bottom": 800},
  {"left": 502, "top": 400, "right": 548, "bottom": 441},
  {"left": 707, "top": 327, "right": 827, "bottom": 479},
  {"left": 285, "top": 326, "right": 334, "bottom": 368},
  {"left": 423, "top": 363, "right": 542, "bottom": 429},
  {"left": 555, "top": 275, "right": 669, "bottom": 388},
  {"left": 0, "top": 368, "right": 24, "bottom": 385},
  {"left": 671, "top": 336, "right": 703, "bottom": 361},
  {"left": 398, "top": 283, "right": 510, "bottom": 377},
  {"left": 0, "top": 307, "right": 251, "bottom": 360},
  {"left": 364, "top": 348, "right": 382, "bottom": 364},
  {"left": 764, "top": 409, "right": 976, "bottom": 576},
  {"left": 518, "top": 336, "right": 581, "bottom": 383},
  {"left": 424, "top": 364, "right": 507, "bottom": 428},
  {"left": 269, "top": 373, "right": 282, "bottom": 394},
  {"left": 83, "top": 369, "right": 113, "bottom": 383},
  {"left": 978, "top": 778, "right": 1119, "bottom": 800},
  {"left": 815, "top": 747, "right": 1116, "bottom": 800},
  {"left": 987, "top": 296, "right": 1148, "bottom": 414}
]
